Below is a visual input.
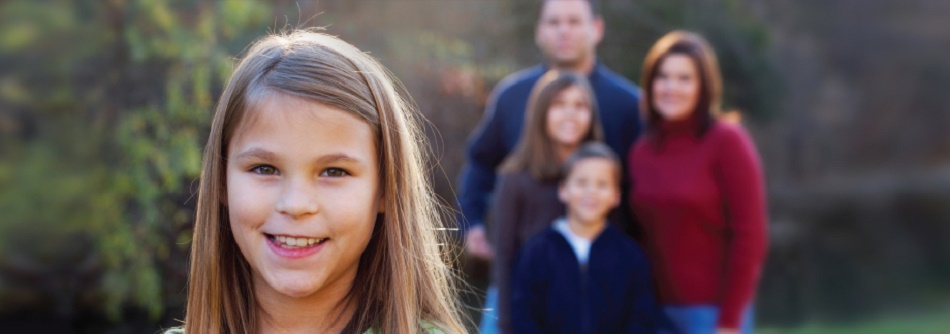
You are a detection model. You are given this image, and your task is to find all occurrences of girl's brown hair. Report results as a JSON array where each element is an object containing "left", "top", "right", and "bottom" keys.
[
  {"left": 499, "top": 70, "right": 604, "bottom": 180},
  {"left": 640, "top": 30, "right": 723, "bottom": 137},
  {"left": 183, "top": 29, "right": 465, "bottom": 333}
]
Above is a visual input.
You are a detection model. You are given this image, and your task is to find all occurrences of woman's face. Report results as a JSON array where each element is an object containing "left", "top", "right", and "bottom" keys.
[
  {"left": 546, "top": 85, "right": 593, "bottom": 148},
  {"left": 652, "top": 54, "right": 701, "bottom": 121},
  {"left": 226, "top": 93, "right": 380, "bottom": 300}
]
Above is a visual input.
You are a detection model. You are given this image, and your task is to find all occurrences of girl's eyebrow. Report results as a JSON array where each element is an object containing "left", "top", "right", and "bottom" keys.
[
  {"left": 234, "top": 148, "right": 276, "bottom": 161},
  {"left": 234, "top": 148, "right": 363, "bottom": 165},
  {"left": 314, "top": 153, "right": 363, "bottom": 165}
]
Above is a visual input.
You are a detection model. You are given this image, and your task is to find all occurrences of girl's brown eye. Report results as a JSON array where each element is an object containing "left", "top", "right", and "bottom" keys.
[
  {"left": 322, "top": 168, "right": 349, "bottom": 177},
  {"left": 251, "top": 165, "right": 278, "bottom": 175}
]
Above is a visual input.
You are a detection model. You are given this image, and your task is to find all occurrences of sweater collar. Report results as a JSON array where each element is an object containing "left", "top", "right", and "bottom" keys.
[{"left": 658, "top": 113, "right": 703, "bottom": 136}]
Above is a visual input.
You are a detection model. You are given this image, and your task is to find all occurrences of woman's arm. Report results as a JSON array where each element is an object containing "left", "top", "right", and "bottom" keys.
[{"left": 714, "top": 125, "right": 769, "bottom": 330}]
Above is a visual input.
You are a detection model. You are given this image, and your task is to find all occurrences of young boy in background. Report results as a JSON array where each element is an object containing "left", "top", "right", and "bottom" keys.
[{"left": 511, "top": 142, "right": 663, "bottom": 334}]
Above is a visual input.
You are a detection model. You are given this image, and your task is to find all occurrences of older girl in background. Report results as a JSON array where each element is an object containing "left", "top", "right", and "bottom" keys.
[{"left": 629, "top": 31, "right": 768, "bottom": 334}]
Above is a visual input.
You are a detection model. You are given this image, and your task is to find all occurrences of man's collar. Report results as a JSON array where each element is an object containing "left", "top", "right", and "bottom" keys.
[{"left": 540, "top": 59, "right": 603, "bottom": 80}]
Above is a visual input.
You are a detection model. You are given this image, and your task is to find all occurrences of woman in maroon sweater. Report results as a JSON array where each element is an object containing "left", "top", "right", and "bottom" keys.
[{"left": 629, "top": 31, "right": 768, "bottom": 334}]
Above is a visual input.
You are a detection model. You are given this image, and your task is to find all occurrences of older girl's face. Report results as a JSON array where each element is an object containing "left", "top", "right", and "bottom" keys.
[
  {"left": 652, "top": 54, "right": 701, "bottom": 121},
  {"left": 226, "top": 94, "right": 380, "bottom": 300},
  {"left": 546, "top": 85, "right": 593, "bottom": 148}
]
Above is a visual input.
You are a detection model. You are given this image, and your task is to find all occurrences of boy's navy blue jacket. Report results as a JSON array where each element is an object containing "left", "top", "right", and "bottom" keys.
[
  {"left": 456, "top": 63, "right": 642, "bottom": 234},
  {"left": 511, "top": 224, "right": 662, "bottom": 334}
]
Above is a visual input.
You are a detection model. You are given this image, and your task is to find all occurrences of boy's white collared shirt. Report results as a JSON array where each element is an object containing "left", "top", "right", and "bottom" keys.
[{"left": 553, "top": 218, "right": 593, "bottom": 265}]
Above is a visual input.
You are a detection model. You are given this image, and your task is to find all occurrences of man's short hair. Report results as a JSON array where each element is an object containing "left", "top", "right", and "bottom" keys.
[{"left": 540, "top": 0, "right": 602, "bottom": 17}]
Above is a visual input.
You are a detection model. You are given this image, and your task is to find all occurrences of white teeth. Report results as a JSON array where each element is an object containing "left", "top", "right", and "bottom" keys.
[{"left": 271, "top": 235, "right": 325, "bottom": 248}]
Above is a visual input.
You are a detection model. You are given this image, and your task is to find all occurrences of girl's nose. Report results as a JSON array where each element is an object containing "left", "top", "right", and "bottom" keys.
[{"left": 275, "top": 182, "right": 319, "bottom": 219}]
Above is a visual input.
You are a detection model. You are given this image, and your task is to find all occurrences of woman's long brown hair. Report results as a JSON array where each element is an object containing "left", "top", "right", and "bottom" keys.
[
  {"left": 499, "top": 70, "right": 604, "bottom": 180},
  {"left": 183, "top": 29, "right": 466, "bottom": 333}
]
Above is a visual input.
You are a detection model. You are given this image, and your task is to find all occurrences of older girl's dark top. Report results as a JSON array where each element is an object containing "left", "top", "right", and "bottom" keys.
[{"left": 490, "top": 171, "right": 564, "bottom": 334}]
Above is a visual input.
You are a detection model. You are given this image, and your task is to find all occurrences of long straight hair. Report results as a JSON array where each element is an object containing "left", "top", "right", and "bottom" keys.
[
  {"left": 640, "top": 30, "right": 723, "bottom": 139},
  {"left": 499, "top": 70, "right": 604, "bottom": 181},
  {"left": 183, "top": 29, "right": 466, "bottom": 334}
]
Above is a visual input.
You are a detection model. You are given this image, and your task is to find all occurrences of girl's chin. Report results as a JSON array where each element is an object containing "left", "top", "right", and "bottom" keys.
[
  {"left": 272, "top": 281, "right": 323, "bottom": 298},
  {"left": 262, "top": 274, "right": 326, "bottom": 299}
]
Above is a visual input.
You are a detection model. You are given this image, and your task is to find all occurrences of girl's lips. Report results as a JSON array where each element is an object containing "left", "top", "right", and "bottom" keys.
[{"left": 266, "top": 235, "right": 328, "bottom": 259}]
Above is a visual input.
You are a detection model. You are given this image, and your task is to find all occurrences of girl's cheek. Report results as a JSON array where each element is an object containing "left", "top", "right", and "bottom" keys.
[{"left": 580, "top": 110, "right": 592, "bottom": 125}]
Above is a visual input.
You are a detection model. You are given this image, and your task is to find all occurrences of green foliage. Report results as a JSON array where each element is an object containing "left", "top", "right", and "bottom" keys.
[
  {"left": 0, "top": 0, "right": 270, "bottom": 321},
  {"left": 599, "top": 0, "right": 781, "bottom": 120}
]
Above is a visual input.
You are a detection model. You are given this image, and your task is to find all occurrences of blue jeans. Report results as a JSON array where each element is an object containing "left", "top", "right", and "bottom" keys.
[
  {"left": 478, "top": 285, "right": 500, "bottom": 334},
  {"left": 662, "top": 304, "right": 754, "bottom": 334}
]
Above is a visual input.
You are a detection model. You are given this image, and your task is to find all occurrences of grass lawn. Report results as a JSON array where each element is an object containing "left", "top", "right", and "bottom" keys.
[{"left": 758, "top": 308, "right": 950, "bottom": 334}]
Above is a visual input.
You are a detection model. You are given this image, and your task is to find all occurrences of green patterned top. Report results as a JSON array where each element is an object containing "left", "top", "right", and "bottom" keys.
[{"left": 163, "top": 320, "right": 446, "bottom": 334}]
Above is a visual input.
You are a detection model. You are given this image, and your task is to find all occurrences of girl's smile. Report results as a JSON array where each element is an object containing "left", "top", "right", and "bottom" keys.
[{"left": 265, "top": 233, "right": 330, "bottom": 259}]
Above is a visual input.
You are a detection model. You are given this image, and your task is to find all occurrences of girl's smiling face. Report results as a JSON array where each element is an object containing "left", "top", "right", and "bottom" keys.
[
  {"left": 226, "top": 93, "right": 380, "bottom": 300},
  {"left": 545, "top": 85, "right": 593, "bottom": 148}
]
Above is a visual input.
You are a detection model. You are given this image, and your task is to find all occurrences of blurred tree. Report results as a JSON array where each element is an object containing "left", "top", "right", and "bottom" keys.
[
  {"left": 0, "top": 0, "right": 271, "bottom": 324},
  {"left": 600, "top": 0, "right": 781, "bottom": 120}
]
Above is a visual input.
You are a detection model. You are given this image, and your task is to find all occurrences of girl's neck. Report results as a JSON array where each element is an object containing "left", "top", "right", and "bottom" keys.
[
  {"left": 555, "top": 143, "right": 579, "bottom": 163},
  {"left": 255, "top": 274, "right": 356, "bottom": 334}
]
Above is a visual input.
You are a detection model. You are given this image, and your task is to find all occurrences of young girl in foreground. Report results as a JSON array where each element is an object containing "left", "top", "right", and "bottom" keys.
[{"left": 170, "top": 30, "right": 466, "bottom": 333}]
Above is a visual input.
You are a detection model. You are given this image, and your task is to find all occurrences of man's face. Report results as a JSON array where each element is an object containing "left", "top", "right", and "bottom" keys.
[{"left": 535, "top": 0, "right": 604, "bottom": 68}]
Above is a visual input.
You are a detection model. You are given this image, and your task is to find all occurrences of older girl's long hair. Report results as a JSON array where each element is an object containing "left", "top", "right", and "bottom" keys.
[
  {"left": 183, "top": 29, "right": 466, "bottom": 333},
  {"left": 499, "top": 70, "right": 604, "bottom": 181},
  {"left": 640, "top": 30, "right": 723, "bottom": 138}
]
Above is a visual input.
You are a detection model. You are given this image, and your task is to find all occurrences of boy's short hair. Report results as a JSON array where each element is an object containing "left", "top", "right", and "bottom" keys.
[{"left": 561, "top": 142, "right": 621, "bottom": 184}]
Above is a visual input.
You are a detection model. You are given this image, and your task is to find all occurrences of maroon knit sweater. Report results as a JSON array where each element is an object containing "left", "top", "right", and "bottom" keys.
[{"left": 628, "top": 117, "right": 768, "bottom": 329}]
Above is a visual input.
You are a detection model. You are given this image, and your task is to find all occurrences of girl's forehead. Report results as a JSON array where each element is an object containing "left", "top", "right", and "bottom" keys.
[
  {"left": 238, "top": 92, "right": 369, "bottom": 133},
  {"left": 228, "top": 92, "right": 377, "bottom": 154}
]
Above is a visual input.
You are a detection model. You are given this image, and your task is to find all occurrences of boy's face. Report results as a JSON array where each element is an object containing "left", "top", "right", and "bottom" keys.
[{"left": 558, "top": 157, "right": 620, "bottom": 225}]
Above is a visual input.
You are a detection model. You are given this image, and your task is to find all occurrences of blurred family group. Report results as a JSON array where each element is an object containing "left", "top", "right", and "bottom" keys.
[{"left": 456, "top": 1, "right": 768, "bottom": 333}]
